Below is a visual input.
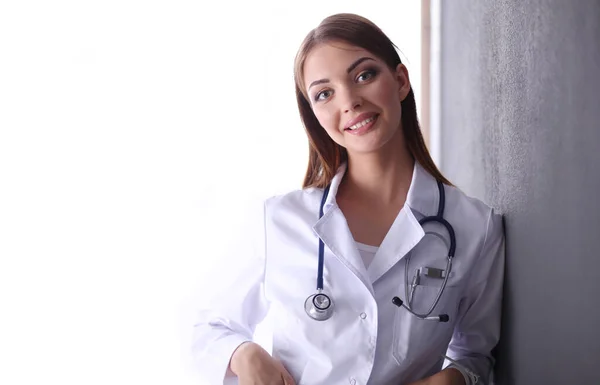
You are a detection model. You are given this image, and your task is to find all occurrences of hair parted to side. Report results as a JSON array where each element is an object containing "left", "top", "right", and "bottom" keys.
[{"left": 294, "top": 13, "right": 452, "bottom": 189}]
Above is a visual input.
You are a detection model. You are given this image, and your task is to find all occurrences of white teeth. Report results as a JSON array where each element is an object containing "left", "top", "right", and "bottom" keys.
[{"left": 348, "top": 116, "right": 376, "bottom": 130}]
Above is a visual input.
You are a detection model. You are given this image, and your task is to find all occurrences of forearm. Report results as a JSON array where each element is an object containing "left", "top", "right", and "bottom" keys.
[
  {"left": 409, "top": 368, "right": 466, "bottom": 385},
  {"left": 434, "top": 368, "right": 466, "bottom": 385}
]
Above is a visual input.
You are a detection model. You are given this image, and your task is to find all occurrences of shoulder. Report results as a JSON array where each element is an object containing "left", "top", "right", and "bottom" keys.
[
  {"left": 444, "top": 184, "right": 503, "bottom": 228},
  {"left": 443, "top": 184, "right": 504, "bottom": 271},
  {"left": 443, "top": 184, "right": 504, "bottom": 260},
  {"left": 263, "top": 186, "right": 324, "bottom": 216}
]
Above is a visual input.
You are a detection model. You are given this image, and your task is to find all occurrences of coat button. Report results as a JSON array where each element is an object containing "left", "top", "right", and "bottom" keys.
[
  {"left": 360, "top": 312, "right": 367, "bottom": 319},
  {"left": 349, "top": 378, "right": 356, "bottom": 385}
]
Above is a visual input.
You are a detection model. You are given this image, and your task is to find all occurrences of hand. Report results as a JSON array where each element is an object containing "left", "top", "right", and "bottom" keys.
[
  {"left": 407, "top": 368, "right": 465, "bottom": 385},
  {"left": 230, "top": 342, "right": 296, "bottom": 385}
]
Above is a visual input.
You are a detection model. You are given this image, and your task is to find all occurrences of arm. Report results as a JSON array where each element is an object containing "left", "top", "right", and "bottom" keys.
[
  {"left": 191, "top": 201, "right": 270, "bottom": 385},
  {"left": 444, "top": 209, "right": 505, "bottom": 385}
]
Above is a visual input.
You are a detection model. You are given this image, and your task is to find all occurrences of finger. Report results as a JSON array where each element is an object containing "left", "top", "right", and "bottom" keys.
[
  {"left": 280, "top": 369, "right": 296, "bottom": 385},
  {"left": 272, "top": 358, "right": 295, "bottom": 385},
  {"left": 281, "top": 373, "right": 296, "bottom": 385}
]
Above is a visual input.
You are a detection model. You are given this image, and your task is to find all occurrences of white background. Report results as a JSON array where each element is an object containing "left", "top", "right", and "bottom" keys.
[{"left": 0, "top": 1, "right": 421, "bottom": 383}]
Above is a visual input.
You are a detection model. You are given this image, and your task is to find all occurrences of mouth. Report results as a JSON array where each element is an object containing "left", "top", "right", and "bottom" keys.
[{"left": 344, "top": 114, "right": 379, "bottom": 135}]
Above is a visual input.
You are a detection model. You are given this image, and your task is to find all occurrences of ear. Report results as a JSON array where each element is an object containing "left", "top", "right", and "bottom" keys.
[{"left": 394, "top": 63, "right": 411, "bottom": 101}]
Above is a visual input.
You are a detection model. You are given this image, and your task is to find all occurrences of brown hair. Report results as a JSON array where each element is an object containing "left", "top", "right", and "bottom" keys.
[{"left": 294, "top": 13, "right": 452, "bottom": 188}]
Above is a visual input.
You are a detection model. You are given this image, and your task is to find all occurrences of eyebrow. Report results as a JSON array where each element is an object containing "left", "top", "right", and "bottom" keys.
[{"left": 308, "top": 56, "right": 376, "bottom": 90}]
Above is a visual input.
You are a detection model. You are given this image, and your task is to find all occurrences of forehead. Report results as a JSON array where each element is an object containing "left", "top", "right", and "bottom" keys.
[{"left": 303, "top": 42, "right": 374, "bottom": 84}]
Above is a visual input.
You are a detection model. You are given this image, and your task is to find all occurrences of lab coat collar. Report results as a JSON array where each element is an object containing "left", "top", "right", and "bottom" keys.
[
  {"left": 320, "top": 162, "right": 347, "bottom": 215},
  {"left": 313, "top": 160, "right": 439, "bottom": 287},
  {"left": 405, "top": 161, "right": 440, "bottom": 217}
]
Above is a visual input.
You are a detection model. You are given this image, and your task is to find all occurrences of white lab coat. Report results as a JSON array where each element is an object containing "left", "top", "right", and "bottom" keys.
[{"left": 192, "top": 161, "right": 505, "bottom": 385}]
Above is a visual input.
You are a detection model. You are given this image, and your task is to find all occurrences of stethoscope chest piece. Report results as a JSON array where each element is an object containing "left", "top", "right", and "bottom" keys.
[{"left": 304, "top": 292, "right": 334, "bottom": 321}]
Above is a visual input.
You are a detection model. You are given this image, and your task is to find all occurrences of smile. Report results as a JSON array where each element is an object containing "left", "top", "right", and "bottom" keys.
[
  {"left": 347, "top": 116, "right": 376, "bottom": 130},
  {"left": 344, "top": 114, "right": 379, "bottom": 136}
]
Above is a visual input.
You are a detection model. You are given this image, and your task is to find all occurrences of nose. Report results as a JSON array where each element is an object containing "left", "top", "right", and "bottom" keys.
[{"left": 340, "top": 87, "right": 362, "bottom": 113}]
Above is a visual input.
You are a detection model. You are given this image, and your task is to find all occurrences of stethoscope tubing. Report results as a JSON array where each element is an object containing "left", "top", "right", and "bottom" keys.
[{"left": 316, "top": 184, "right": 331, "bottom": 291}]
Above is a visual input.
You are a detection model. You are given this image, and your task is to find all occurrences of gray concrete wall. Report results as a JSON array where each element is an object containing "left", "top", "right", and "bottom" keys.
[{"left": 439, "top": 1, "right": 600, "bottom": 384}]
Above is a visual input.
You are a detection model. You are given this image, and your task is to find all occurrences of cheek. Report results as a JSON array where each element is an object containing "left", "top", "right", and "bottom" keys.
[
  {"left": 377, "top": 83, "right": 400, "bottom": 111},
  {"left": 313, "top": 108, "right": 339, "bottom": 135},
  {"left": 376, "top": 87, "right": 402, "bottom": 126}
]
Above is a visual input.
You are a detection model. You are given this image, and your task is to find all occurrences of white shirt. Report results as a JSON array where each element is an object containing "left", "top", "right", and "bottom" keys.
[
  {"left": 356, "top": 242, "right": 378, "bottom": 269},
  {"left": 192, "top": 161, "right": 505, "bottom": 385}
]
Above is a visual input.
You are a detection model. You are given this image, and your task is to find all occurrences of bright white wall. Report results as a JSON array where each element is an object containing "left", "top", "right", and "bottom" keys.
[{"left": 0, "top": 1, "right": 421, "bottom": 384}]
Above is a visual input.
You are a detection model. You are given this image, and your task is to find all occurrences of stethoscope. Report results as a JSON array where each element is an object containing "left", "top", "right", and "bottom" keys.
[{"left": 305, "top": 180, "right": 456, "bottom": 323}]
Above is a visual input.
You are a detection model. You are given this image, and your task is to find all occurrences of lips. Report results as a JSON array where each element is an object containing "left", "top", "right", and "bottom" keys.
[
  {"left": 344, "top": 112, "right": 379, "bottom": 131},
  {"left": 343, "top": 114, "right": 378, "bottom": 136}
]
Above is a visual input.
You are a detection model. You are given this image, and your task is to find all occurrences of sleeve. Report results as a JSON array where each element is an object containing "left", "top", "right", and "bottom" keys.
[
  {"left": 444, "top": 209, "right": 505, "bottom": 385},
  {"left": 191, "top": 200, "right": 270, "bottom": 385}
]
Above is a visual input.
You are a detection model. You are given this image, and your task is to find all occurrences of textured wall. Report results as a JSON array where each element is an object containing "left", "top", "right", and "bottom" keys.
[{"left": 439, "top": 1, "right": 600, "bottom": 384}]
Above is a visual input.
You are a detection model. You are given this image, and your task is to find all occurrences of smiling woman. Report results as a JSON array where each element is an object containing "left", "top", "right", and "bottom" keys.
[
  {"left": 293, "top": 16, "right": 449, "bottom": 191},
  {"left": 192, "top": 12, "right": 504, "bottom": 385},
  {"left": 303, "top": 45, "right": 407, "bottom": 155}
]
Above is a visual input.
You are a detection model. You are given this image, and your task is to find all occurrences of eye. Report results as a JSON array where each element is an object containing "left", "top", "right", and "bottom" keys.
[
  {"left": 314, "top": 89, "right": 333, "bottom": 102},
  {"left": 356, "top": 69, "right": 377, "bottom": 83}
]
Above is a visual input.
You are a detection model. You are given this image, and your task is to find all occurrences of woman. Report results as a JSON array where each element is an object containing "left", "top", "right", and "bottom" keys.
[{"left": 193, "top": 13, "right": 504, "bottom": 385}]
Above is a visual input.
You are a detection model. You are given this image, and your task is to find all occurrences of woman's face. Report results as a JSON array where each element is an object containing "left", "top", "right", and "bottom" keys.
[{"left": 303, "top": 41, "right": 411, "bottom": 156}]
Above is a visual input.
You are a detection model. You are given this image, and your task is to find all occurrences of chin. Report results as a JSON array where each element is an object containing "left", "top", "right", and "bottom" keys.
[
  {"left": 345, "top": 134, "right": 396, "bottom": 155},
  {"left": 345, "top": 143, "right": 388, "bottom": 155}
]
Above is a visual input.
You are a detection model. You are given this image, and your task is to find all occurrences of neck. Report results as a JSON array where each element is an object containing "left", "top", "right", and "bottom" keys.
[{"left": 340, "top": 145, "right": 415, "bottom": 207}]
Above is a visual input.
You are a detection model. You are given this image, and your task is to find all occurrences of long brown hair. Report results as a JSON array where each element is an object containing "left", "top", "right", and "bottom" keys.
[{"left": 294, "top": 13, "right": 452, "bottom": 188}]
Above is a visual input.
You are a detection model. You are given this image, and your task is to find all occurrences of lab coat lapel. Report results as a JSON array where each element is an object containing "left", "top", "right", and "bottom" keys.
[
  {"left": 367, "top": 162, "right": 438, "bottom": 284},
  {"left": 313, "top": 206, "right": 374, "bottom": 294},
  {"left": 312, "top": 164, "right": 374, "bottom": 294},
  {"left": 367, "top": 206, "right": 424, "bottom": 284}
]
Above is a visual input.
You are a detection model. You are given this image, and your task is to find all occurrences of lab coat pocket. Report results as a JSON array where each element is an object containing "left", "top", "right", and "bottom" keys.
[{"left": 391, "top": 284, "right": 461, "bottom": 366}]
